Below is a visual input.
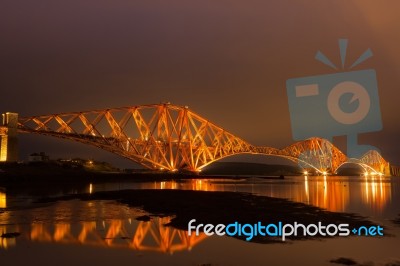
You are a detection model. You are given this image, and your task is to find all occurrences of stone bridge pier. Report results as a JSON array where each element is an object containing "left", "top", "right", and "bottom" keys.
[{"left": 0, "top": 112, "right": 18, "bottom": 162}]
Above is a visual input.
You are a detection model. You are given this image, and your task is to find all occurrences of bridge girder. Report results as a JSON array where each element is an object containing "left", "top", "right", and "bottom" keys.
[
  {"left": 18, "top": 104, "right": 253, "bottom": 172},
  {"left": 16, "top": 104, "right": 389, "bottom": 174}
]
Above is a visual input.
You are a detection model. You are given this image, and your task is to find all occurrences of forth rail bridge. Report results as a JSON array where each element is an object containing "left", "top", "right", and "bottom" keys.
[{"left": 0, "top": 103, "right": 399, "bottom": 176}]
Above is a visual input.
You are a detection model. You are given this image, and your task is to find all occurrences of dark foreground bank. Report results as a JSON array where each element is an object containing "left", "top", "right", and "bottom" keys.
[{"left": 36, "top": 189, "right": 379, "bottom": 244}]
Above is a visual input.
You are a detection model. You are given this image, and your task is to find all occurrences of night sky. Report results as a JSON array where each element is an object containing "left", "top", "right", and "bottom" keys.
[{"left": 1, "top": 1, "right": 399, "bottom": 167}]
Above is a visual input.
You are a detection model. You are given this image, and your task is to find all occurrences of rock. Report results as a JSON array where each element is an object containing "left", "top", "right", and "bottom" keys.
[{"left": 1, "top": 232, "right": 21, "bottom": 238}]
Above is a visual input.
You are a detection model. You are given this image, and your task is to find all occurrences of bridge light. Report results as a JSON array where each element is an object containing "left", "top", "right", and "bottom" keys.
[
  {"left": 364, "top": 172, "right": 369, "bottom": 176},
  {"left": 18, "top": 107, "right": 391, "bottom": 176},
  {"left": 322, "top": 171, "right": 327, "bottom": 176}
]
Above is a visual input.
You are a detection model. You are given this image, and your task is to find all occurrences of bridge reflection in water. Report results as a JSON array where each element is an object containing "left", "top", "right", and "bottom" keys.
[
  {"left": 1, "top": 217, "right": 207, "bottom": 252},
  {"left": 0, "top": 176, "right": 393, "bottom": 250}
]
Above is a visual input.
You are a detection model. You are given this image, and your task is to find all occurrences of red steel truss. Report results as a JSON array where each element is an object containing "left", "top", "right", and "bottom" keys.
[{"left": 17, "top": 103, "right": 389, "bottom": 174}]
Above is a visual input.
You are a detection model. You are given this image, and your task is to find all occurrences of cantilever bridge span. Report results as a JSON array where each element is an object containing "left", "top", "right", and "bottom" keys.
[{"left": 8, "top": 103, "right": 391, "bottom": 174}]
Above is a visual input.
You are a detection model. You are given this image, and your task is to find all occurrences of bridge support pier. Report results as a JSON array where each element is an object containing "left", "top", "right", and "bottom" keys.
[
  {"left": 384, "top": 163, "right": 391, "bottom": 176},
  {"left": 0, "top": 112, "right": 18, "bottom": 162},
  {"left": 391, "top": 165, "right": 400, "bottom": 177}
]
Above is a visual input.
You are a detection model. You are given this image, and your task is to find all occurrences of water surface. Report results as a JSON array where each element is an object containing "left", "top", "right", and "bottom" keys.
[{"left": 1, "top": 175, "right": 399, "bottom": 265}]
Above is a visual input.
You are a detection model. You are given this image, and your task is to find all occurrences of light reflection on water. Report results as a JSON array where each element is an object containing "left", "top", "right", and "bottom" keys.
[
  {"left": 0, "top": 176, "right": 399, "bottom": 266},
  {"left": 18, "top": 217, "right": 205, "bottom": 253},
  {"left": 0, "top": 190, "right": 6, "bottom": 208},
  {"left": 87, "top": 175, "right": 395, "bottom": 214},
  {"left": 361, "top": 176, "right": 392, "bottom": 212},
  {"left": 0, "top": 176, "right": 397, "bottom": 220},
  {"left": 0, "top": 201, "right": 207, "bottom": 253}
]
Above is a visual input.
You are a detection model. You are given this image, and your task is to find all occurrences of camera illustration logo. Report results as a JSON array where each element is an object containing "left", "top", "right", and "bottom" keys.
[{"left": 286, "top": 39, "right": 382, "bottom": 159}]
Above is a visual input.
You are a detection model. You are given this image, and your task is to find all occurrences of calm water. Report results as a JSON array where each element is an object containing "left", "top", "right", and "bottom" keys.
[{"left": 1, "top": 175, "right": 400, "bottom": 265}]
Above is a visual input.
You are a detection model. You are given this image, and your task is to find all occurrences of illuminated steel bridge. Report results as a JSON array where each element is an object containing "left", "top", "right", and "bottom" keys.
[{"left": 3, "top": 103, "right": 393, "bottom": 175}]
